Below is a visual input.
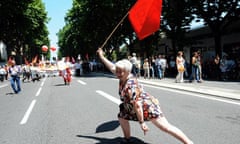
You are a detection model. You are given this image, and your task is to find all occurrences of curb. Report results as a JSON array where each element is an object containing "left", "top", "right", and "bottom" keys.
[
  {"left": 101, "top": 73, "right": 240, "bottom": 101},
  {"left": 138, "top": 79, "right": 240, "bottom": 101}
]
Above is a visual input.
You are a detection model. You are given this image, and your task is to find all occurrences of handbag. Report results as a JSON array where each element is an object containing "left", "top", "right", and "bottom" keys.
[{"left": 178, "top": 65, "right": 185, "bottom": 72}]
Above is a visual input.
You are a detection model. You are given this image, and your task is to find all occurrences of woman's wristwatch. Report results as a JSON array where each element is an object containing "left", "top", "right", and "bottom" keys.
[{"left": 139, "top": 120, "right": 144, "bottom": 124}]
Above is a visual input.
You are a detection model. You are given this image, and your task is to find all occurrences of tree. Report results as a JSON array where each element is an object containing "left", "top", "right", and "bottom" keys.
[
  {"left": 58, "top": 0, "right": 137, "bottom": 59},
  {"left": 192, "top": 0, "right": 240, "bottom": 57},
  {"left": 161, "top": 0, "right": 194, "bottom": 56},
  {"left": 24, "top": 0, "right": 50, "bottom": 60},
  {"left": 0, "top": 0, "right": 49, "bottom": 63}
]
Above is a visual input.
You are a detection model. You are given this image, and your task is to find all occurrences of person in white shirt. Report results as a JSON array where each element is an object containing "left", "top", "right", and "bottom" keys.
[
  {"left": 9, "top": 60, "right": 21, "bottom": 94},
  {"left": 129, "top": 53, "right": 137, "bottom": 76},
  {"left": 159, "top": 55, "right": 167, "bottom": 79}
]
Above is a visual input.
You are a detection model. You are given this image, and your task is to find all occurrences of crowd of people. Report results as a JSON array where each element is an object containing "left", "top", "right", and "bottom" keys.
[
  {"left": 0, "top": 60, "right": 47, "bottom": 94},
  {"left": 0, "top": 57, "right": 77, "bottom": 93},
  {"left": 203, "top": 54, "right": 240, "bottom": 81},
  {"left": 128, "top": 53, "right": 168, "bottom": 80},
  {"left": 123, "top": 50, "right": 240, "bottom": 83}
]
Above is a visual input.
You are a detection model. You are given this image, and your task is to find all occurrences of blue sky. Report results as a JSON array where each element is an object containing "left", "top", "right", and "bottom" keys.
[{"left": 42, "top": 0, "right": 72, "bottom": 56}]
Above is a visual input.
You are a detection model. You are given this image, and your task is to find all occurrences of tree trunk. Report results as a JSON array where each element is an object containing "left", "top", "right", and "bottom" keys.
[
  {"left": 214, "top": 31, "right": 222, "bottom": 58},
  {"left": 171, "top": 39, "right": 177, "bottom": 57}
]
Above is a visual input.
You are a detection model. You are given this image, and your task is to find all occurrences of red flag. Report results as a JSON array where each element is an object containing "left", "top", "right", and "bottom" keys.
[
  {"left": 85, "top": 53, "right": 89, "bottom": 61},
  {"left": 32, "top": 55, "right": 38, "bottom": 64},
  {"left": 71, "top": 57, "right": 75, "bottom": 64},
  {"left": 24, "top": 57, "right": 29, "bottom": 65},
  {"left": 129, "top": 0, "right": 162, "bottom": 40}
]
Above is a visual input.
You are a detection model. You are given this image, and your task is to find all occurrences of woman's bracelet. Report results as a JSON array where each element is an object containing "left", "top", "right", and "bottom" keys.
[{"left": 139, "top": 120, "right": 144, "bottom": 124}]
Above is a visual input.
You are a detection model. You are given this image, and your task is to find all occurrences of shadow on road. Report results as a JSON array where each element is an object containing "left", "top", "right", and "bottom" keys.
[
  {"left": 76, "top": 120, "right": 150, "bottom": 143},
  {"left": 6, "top": 92, "right": 15, "bottom": 95},
  {"left": 54, "top": 84, "right": 67, "bottom": 86},
  {"left": 96, "top": 120, "right": 119, "bottom": 133},
  {"left": 76, "top": 135, "right": 149, "bottom": 144}
]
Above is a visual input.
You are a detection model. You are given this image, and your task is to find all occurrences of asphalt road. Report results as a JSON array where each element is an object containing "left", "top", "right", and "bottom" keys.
[{"left": 0, "top": 74, "right": 239, "bottom": 144}]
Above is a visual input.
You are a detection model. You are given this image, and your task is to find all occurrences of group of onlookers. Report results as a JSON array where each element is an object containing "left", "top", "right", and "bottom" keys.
[
  {"left": 0, "top": 60, "right": 43, "bottom": 94},
  {"left": 128, "top": 52, "right": 187, "bottom": 81},
  {"left": 129, "top": 53, "right": 168, "bottom": 80},
  {"left": 174, "top": 50, "right": 203, "bottom": 83},
  {"left": 203, "top": 54, "right": 240, "bottom": 81},
  {"left": 188, "top": 51, "right": 203, "bottom": 83},
  {"left": 127, "top": 50, "right": 240, "bottom": 82}
]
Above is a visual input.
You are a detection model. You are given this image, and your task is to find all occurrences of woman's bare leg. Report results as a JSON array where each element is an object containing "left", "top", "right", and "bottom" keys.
[
  {"left": 118, "top": 117, "right": 131, "bottom": 139},
  {"left": 151, "top": 116, "right": 193, "bottom": 144}
]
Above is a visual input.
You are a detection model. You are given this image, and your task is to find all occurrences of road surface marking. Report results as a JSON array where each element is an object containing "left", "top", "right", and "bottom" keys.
[
  {"left": 40, "top": 78, "right": 46, "bottom": 87},
  {"left": 96, "top": 90, "right": 121, "bottom": 105},
  {"left": 20, "top": 100, "right": 36, "bottom": 125},
  {"left": 36, "top": 87, "right": 42, "bottom": 97},
  {"left": 77, "top": 80, "right": 86, "bottom": 85},
  {"left": 36, "top": 77, "right": 46, "bottom": 96},
  {"left": 0, "top": 84, "right": 8, "bottom": 88}
]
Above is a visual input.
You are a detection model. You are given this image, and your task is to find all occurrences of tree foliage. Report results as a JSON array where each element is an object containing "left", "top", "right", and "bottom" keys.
[
  {"left": 58, "top": 0, "right": 196, "bottom": 59},
  {"left": 1, "top": 1, "right": 239, "bottom": 63},
  {"left": 58, "top": 0, "right": 138, "bottom": 60},
  {"left": 161, "top": 0, "right": 195, "bottom": 56},
  {"left": 0, "top": 0, "right": 49, "bottom": 63},
  {"left": 191, "top": 0, "right": 240, "bottom": 57}
]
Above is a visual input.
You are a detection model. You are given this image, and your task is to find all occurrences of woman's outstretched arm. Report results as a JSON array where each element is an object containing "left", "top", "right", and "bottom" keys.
[{"left": 97, "top": 48, "right": 116, "bottom": 74}]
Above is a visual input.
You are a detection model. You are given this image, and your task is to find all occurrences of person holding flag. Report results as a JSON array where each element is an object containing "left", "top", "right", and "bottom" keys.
[
  {"left": 97, "top": 48, "right": 193, "bottom": 144},
  {"left": 97, "top": 0, "right": 193, "bottom": 142}
]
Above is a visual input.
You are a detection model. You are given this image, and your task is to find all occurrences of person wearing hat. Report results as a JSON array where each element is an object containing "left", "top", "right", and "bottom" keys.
[{"left": 9, "top": 60, "right": 21, "bottom": 94}]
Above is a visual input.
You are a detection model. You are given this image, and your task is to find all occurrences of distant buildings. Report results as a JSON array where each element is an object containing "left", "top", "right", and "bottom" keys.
[{"left": 159, "top": 20, "right": 240, "bottom": 63}]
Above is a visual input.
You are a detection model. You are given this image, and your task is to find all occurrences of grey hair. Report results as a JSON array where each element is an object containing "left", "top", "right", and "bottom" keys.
[{"left": 115, "top": 59, "right": 132, "bottom": 72}]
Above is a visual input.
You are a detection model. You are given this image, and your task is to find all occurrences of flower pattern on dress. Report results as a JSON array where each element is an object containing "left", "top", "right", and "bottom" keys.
[{"left": 118, "top": 78, "right": 163, "bottom": 121}]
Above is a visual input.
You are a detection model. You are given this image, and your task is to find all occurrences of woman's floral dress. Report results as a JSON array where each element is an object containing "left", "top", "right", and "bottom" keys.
[{"left": 118, "top": 78, "right": 163, "bottom": 121}]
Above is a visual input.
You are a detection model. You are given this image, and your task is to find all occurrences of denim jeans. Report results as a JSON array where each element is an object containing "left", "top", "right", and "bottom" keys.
[
  {"left": 150, "top": 66, "right": 155, "bottom": 78},
  {"left": 10, "top": 75, "right": 21, "bottom": 93},
  {"left": 156, "top": 65, "right": 162, "bottom": 79},
  {"left": 189, "top": 66, "right": 199, "bottom": 81}
]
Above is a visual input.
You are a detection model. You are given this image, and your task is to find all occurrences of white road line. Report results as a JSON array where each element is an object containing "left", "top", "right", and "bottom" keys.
[
  {"left": 0, "top": 84, "right": 8, "bottom": 88},
  {"left": 36, "top": 87, "right": 42, "bottom": 97},
  {"left": 77, "top": 80, "right": 86, "bottom": 85},
  {"left": 20, "top": 100, "right": 36, "bottom": 125},
  {"left": 40, "top": 78, "right": 46, "bottom": 87},
  {"left": 19, "top": 77, "right": 45, "bottom": 125},
  {"left": 96, "top": 90, "right": 121, "bottom": 105},
  {"left": 36, "top": 77, "right": 46, "bottom": 96}
]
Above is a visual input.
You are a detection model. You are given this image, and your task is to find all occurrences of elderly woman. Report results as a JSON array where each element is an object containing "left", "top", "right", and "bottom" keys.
[{"left": 97, "top": 48, "right": 193, "bottom": 144}]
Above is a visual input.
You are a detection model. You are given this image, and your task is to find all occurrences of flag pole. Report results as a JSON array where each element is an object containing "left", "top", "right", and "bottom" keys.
[{"left": 100, "top": 11, "right": 129, "bottom": 49}]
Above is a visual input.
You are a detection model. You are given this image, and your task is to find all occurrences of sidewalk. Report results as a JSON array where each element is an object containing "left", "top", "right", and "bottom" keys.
[
  {"left": 138, "top": 77, "right": 240, "bottom": 101},
  {"left": 101, "top": 72, "right": 240, "bottom": 101}
]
